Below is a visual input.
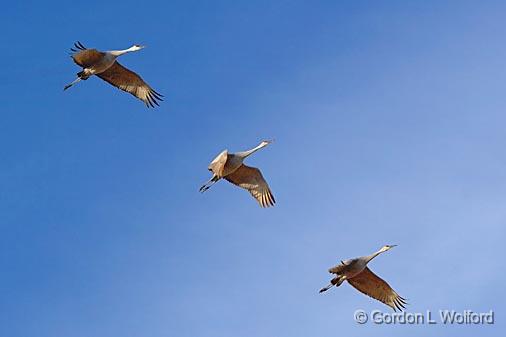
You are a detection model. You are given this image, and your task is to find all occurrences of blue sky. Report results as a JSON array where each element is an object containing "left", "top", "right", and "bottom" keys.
[{"left": 0, "top": 0, "right": 504, "bottom": 336}]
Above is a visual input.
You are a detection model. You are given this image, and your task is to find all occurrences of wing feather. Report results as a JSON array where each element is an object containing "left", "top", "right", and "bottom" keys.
[
  {"left": 347, "top": 267, "right": 407, "bottom": 311},
  {"left": 224, "top": 164, "right": 275, "bottom": 208},
  {"left": 69, "top": 42, "right": 105, "bottom": 68},
  {"left": 208, "top": 150, "right": 228, "bottom": 177},
  {"left": 96, "top": 61, "right": 163, "bottom": 107},
  {"left": 328, "top": 263, "right": 347, "bottom": 274}
]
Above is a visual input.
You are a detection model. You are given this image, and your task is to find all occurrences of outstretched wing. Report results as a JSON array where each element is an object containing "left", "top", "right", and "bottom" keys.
[
  {"left": 70, "top": 41, "right": 104, "bottom": 68},
  {"left": 328, "top": 262, "right": 347, "bottom": 274},
  {"left": 96, "top": 61, "right": 163, "bottom": 107},
  {"left": 224, "top": 164, "right": 275, "bottom": 208},
  {"left": 208, "top": 150, "right": 228, "bottom": 177},
  {"left": 347, "top": 267, "right": 407, "bottom": 311}
]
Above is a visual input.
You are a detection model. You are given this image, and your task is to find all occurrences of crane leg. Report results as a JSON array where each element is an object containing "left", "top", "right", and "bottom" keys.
[
  {"left": 64, "top": 77, "right": 82, "bottom": 91},
  {"left": 319, "top": 275, "right": 346, "bottom": 293},
  {"left": 199, "top": 176, "right": 219, "bottom": 193},
  {"left": 333, "top": 275, "right": 346, "bottom": 287},
  {"left": 319, "top": 283, "right": 333, "bottom": 293}
]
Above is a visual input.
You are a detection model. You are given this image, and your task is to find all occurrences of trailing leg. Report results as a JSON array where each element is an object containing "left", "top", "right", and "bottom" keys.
[
  {"left": 64, "top": 77, "right": 82, "bottom": 91},
  {"left": 319, "top": 275, "right": 346, "bottom": 293},
  {"left": 64, "top": 69, "right": 91, "bottom": 91},
  {"left": 199, "top": 175, "right": 220, "bottom": 193}
]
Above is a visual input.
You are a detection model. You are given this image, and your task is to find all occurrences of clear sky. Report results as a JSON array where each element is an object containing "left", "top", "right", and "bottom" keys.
[{"left": 0, "top": 1, "right": 504, "bottom": 336}]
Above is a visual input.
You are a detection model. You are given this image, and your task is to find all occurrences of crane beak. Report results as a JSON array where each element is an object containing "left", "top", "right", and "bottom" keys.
[{"left": 390, "top": 245, "right": 398, "bottom": 248}]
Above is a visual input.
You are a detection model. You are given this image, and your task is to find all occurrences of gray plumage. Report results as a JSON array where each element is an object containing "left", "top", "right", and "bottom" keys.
[
  {"left": 200, "top": 140, "right": 275, "bottom": 207},
  {"left": 64, "top": 42, "right": 163, "bottom": 107},
  {"left": 320, "top": 245, "right": 407, "bottom": 311}
]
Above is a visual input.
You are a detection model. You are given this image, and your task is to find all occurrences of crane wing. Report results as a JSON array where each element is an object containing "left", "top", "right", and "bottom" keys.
[
  {"left": 96, "top": 61, "right": 163, "bottom": 107},
  {"left": 208, "top": 150, "right": 228, "bottom": 177},
  {"left": 224, "top": 164, "right": 275, "bottom": 208},
  {"left": 70, "top": 41, "right": 105, "bottom": 68},
  {"left": 328, "top": 262, "right": 347, "bottom": 274},
  {"left": 347, "top": 267, "right": 407, "bottom": 311}
]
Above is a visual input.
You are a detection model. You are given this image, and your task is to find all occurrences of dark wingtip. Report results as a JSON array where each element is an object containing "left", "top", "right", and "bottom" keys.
[
  {"left": 392, "top": 296, "right": 408, "bottom": 311},
  {"left": 148, "top": 91, "right": 163, "bottom": 107},
  {"left": 73, "top": 41, "right": 86, "bottom": 50},
  {"left": 152, "top": 89, "right": 164, "bottom": 97},
  {"left": 151, "top": 90, "right": 163, "bottom": 101},
  {"left": 148, "top": 95, "right": 155, "bottom": 108}
]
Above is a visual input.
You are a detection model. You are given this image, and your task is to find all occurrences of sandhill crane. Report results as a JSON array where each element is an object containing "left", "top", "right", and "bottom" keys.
[
  {"left": 64, "top": 41, "right": 163, "bottom": 107},
  {"left": 200, "top": 140, "right": 275, "bottom": 208},
  {"left": 319, "top": 245, "right": 407, "bottom": 311}
]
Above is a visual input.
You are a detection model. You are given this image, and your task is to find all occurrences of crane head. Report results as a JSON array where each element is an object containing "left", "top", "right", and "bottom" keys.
[
  {"left": 131, "top": 44, "right": 146, "bottom": 51},
  {"left": 380, "top": 244, "right": 397, "bottom": 252}
]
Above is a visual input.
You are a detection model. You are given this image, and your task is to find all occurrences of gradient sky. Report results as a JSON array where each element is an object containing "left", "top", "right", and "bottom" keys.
[{"left": 1, "top": 1, "right": 504, "bottom": 336}]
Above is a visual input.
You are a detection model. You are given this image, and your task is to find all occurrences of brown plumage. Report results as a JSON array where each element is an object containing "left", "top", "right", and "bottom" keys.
[
  {"left": 65, "top": 42, "right": 163, "bottom": 107},
  {"left": 200, "top": 140, "right": 275, "bottom": 208},
  {"left": 347, "top": 267, "right": 407, "bottom": 311},
  {"left": 70, "top": 42, "right": 105, "bottom": 69},
  {"left": 320, "top": 245, "right": 407, "bottom": 311},
  {"left": 328, "top": 262, "right": 347, "bottom": 275},
  {"left": 97, "top": 62, "right": 163, "bottom": 108},
  {"left": 224, "top": 164, "right": 275, "bottom": 207}
]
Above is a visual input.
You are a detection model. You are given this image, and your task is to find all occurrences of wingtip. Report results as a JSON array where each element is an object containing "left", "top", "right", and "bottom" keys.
[
  {"left": 392, "top": 297, "right": 407, "bottom": 311},
  {"left": 152, "top": 89, "right": 164, "bottom": 98},
  {"left": 73, "top": 41, "right": 86, "bottom": 51}
]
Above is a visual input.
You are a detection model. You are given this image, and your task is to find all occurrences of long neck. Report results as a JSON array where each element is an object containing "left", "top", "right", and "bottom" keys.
[
  {"left": 236, "top": 143, "right": 266, "bottom": 158},
  {"left": 108, "top": 47, "right": 136, "bottom": 57},
  {"left": 364, "top": 249, "right": 384, "bottom": 264}
]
